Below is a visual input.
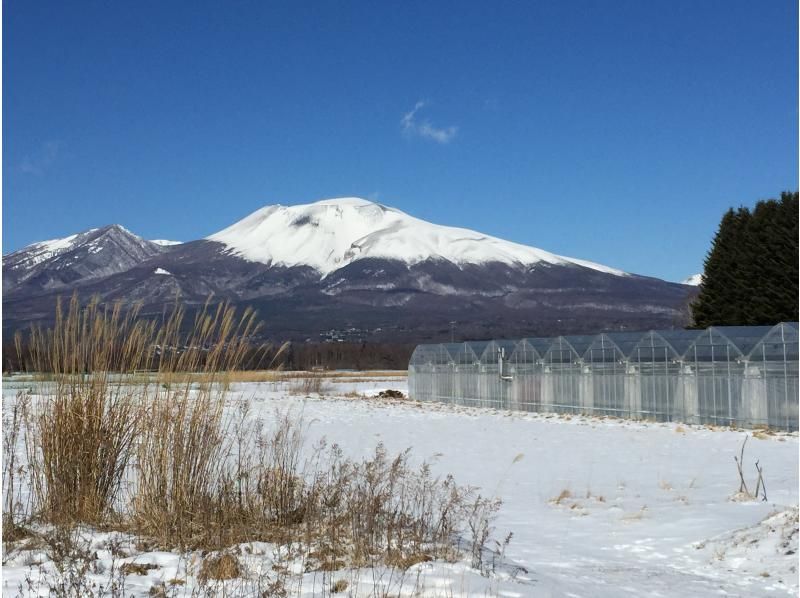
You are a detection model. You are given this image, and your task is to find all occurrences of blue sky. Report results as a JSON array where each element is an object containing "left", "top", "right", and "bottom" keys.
[{"left": 4, "top": 1, "right": 797, "bottom": 281}]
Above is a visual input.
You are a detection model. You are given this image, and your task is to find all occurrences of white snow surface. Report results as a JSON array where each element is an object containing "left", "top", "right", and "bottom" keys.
[
  {"left": 3, "top": 375, "right": 797, "bottom": 597},
  {"left": 150, "top": 239, "right": 182, "bottom": 246},
  {"left": 207, "top": 197, "right": 628, "bottom": 276},
  {"left": 153, "top": 268, "right": 172, "bottom": 275},
  {"left": 683, "top": 273, "right": 703, "bottom": 286},
  {"left": 5, "top": 230, "right": 97, "bottom": 268},
  {"left": 5, "top": 224, "right": 152, "bottom": 270}
]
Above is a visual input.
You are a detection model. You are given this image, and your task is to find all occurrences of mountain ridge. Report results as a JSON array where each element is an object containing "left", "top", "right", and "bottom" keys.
[{"left": 3, "top": 198, "right": 694, "bottom": 342}]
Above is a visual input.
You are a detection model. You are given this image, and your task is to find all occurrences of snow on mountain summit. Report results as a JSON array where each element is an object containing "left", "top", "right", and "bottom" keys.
[
  {"left": 4, "top": 225, "right": 167, "bottom": 292},
  {"left": 207, "top": 197, "right": 628, "bottom": 276},
  {"left": 682, "top": 273, "right": 703, "bottom": 286}
]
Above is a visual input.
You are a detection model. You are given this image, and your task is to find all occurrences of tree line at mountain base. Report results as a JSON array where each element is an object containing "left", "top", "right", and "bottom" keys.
[{"left": 4, "top": 339, "right": 416, "bottom": 373}]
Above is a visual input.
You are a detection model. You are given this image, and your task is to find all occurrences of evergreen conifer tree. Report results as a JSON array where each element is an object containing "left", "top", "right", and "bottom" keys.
[{"left": 691, "top": 191, "right": 798, "bottom": 327}]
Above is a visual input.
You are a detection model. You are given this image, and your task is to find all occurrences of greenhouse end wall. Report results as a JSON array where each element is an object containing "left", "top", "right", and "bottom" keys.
[{"left": 408, "top": 323, "right": 799, "bottom": 431}]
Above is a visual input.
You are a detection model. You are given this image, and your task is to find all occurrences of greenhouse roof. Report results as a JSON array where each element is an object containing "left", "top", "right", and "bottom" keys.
[
  {"left": 408, "top": 323, "right": 799, "bottom": 367},
  {"left": 479, "top": 340, "right": 520, "bottom": 364}
]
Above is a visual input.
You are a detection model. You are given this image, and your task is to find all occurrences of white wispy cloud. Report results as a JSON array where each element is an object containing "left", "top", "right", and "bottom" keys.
[
  {"left": 401, "top": 101, "right": 458, "bottom": 144},
  {"left": 20, "top": 141, "right": 61, "bottom": 175}
]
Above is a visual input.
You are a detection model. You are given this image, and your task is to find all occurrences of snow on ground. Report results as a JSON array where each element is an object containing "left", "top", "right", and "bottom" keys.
[{"left": 2, "top": 374, "right": 797, "bottom": 597}]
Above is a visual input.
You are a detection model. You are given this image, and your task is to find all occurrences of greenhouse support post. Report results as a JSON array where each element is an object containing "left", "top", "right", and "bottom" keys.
[
  {"left": 625, "top": 366, "right": 642, "bottom": 420},
  {"left": 579, "top": 366, "right": 594, "bottom": 414},
  {"left": 541, "top": 369, "right": 554, "bottom": 413},
  {"left": 678, "top": 369, "right": 699, "bottom": 424},
  {"left": 743, "top": 362, "right": 768, "bottom": 427}
]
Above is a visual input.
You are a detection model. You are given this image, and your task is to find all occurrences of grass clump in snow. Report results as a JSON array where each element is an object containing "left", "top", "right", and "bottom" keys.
[
  {"left": 289, "top": 371, "right": 327, "bottom": 394},
  {"left": 3, "top": 295, "right": 504, "bottom": 592},
  {"left": 198, "top": 552, "right": 241, "bottom": 581}
]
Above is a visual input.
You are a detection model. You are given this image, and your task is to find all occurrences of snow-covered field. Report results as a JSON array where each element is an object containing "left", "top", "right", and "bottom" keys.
[{"left": 3, "top": 374, "right": 798, "bottom": 597}]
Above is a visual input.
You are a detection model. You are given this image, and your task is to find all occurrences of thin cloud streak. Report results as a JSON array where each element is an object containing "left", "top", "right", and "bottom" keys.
[
  {"left": 401, "top": 101, "right": 458, "bottom": 144},
  {"left": 20, "top": 140, "right": 61, "bottom": 175}
]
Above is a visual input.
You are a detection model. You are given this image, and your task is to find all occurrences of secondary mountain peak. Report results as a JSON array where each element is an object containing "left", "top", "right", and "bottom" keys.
[
  {"left": 3, "top": 224, "right": 167, "bottom": 295},
  {"left": 207, "top": 197, "right": 628, "bottom": 277}
]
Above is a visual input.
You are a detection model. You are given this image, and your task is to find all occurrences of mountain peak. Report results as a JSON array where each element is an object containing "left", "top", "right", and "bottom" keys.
[
  {"left": 310, "top": 197, "right": 380, "bottom": 208},
  {"left": 207, "top": 197, "right": 627, "bottom": 277},
  {"left": 3, "top": 224, "right": 166, "bottom": 293}
]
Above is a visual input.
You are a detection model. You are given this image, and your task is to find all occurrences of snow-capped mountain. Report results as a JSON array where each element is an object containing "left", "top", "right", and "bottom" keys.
[
  {"left": 208, "top": 197, "right": 626, "bottom": 277},
  {"left": 682, "top": 273, "right": 703, "bottom": 286},
  {"left": 3, "top": 198, "right": 694, "bottom": 342},
  {"left": 3, "top": 225, "right": 167, "bottom": 294}
]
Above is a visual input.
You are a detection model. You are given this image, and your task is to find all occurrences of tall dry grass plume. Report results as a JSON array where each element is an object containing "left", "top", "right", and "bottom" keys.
[
  {"left": 132, "top": 299, "right": 263, "bottom": 548},
  {"left": 5, "top": 294, "right": 503, "bottom": 585},
  {"left": 12, "top": 295, "right": 269, "bottom": 533},
  {"left": 19, "top": 296, "right": 156, "bottom": 524}
]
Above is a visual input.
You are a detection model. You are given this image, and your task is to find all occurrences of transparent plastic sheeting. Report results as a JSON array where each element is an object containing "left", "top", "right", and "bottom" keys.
[{"left": 409, "top": 323, "right": 799, "bottom": 431}]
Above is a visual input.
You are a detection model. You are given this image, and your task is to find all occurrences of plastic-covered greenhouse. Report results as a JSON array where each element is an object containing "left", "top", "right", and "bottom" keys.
[{"left": 408, "top": 323, "right": 799, "bottom": 431}]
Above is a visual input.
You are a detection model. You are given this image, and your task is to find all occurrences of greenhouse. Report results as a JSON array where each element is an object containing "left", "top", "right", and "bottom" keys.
[{"left": 408, "top": 323, "right": 799, "bottom": 431}]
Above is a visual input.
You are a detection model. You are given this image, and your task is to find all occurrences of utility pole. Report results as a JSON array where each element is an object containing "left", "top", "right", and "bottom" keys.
[{"left": 449, "top": 321, "right": 456, "bottom": 343}]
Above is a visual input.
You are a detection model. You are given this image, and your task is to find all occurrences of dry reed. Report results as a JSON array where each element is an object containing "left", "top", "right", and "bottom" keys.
[
  {"left": 20, "top": 297, "right": 155, "bottom": 524},
  {"left": 4, "top": 293, "right": 502, "bottom": 588}
]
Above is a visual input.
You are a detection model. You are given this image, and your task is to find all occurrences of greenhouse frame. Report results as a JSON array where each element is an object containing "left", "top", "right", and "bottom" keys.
[{"left": 408, "top": 323, "right": 799, "bottom": 431}]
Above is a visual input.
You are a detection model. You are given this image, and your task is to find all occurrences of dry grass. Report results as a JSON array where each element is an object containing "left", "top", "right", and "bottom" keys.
[
  {"left": 20, "top": 297, "right": 155, "bottom": 525},
  {"left": 199, "top": 553, "right": 241, "bottom": 581},
  {"left": 551, "top": 489, "right": 572, "bottom": 505},
  {"left": 169, "top": 369, "right": 407, "bottom": 384},
  {"left": 120, "top": 562, "right": 159, "bottom": 576},
  {"left": 9, "top": 294, "right": 272, "bottom": 537},
  {"left": 289, "top": 372, "right": 327, "bottom": 395},
  {"left": 3, "top": 369, "right": 409, "bottom": 385},
  {"left": 3, "top": 294, "right": 501, "bottom": 589},
  {"left": 3, "top": 391, "right": 30, "bottom": 540},
  {"left": 331, "top": 578, "right": 349, "bottom": 593}
]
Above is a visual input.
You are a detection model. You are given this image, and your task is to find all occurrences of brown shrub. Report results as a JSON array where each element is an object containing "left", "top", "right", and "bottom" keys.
[
  {"left": 120, "top": 562, "right": 159, "bottom": 576},
  {"left": 199, "top": 553, "right": 242, "bottom": 581}
]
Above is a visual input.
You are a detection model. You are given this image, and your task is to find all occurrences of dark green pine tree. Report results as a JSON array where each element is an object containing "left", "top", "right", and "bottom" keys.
[
  {"left": 692, "top": 191, "right": 798, "bottom": 327},
  {"left": 771, "top": 191, "right": 799, "bottom": 321},
  {"left": 742, "top": 199, "right": 774, "bottom": 324},
  {"left": 742, "top": 192, "right": 798, "bottom": 324},
  {"left": 723, "top": 206, "right": 753, "bottom": 324},
  {"left": 692, "top": 208, "right": 748, "bottom": 327}
]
